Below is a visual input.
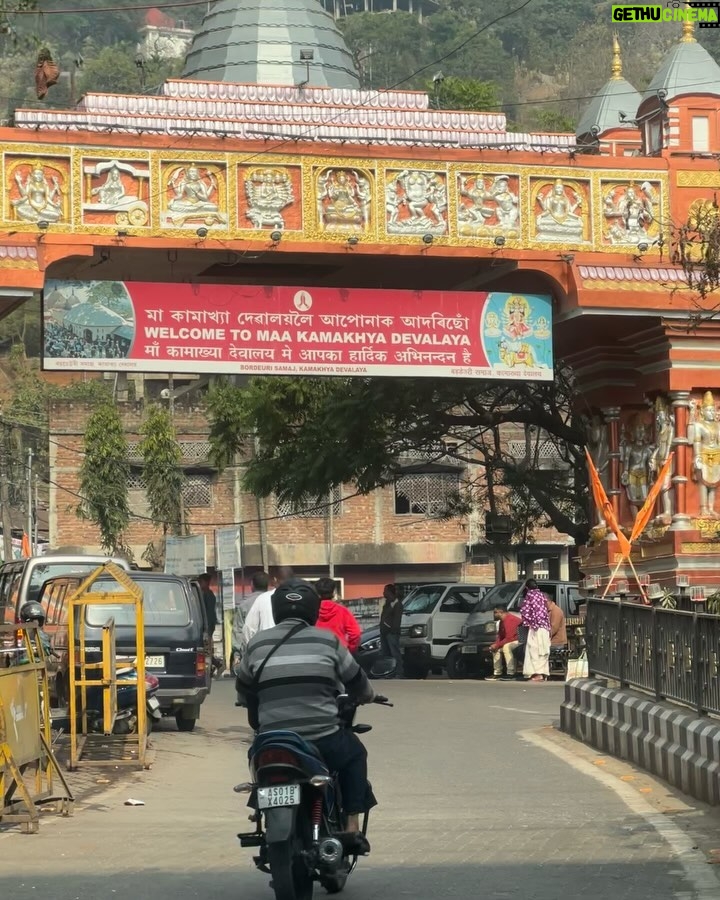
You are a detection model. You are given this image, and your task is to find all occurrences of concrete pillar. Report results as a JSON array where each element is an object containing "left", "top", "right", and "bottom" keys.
[{"left": 670, "top": 391, "right": 692, "bottom": 529}]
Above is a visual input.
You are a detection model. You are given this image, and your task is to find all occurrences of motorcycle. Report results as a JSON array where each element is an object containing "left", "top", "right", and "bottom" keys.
[{"left": 235, "top": 694, "right": 392, "bottom": 900}]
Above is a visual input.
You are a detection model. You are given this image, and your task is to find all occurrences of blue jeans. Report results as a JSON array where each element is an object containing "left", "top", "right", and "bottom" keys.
[{"left": 380, "top": 631, "right": 403, "bottom": 678}]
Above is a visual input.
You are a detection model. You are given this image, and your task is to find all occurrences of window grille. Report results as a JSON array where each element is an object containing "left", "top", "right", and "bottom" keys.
[
  {"left": 276, "top": 487, "right": 343, "bottom": 519},
  {"left": 394, "top": 472, "right": 459, "bottom": 515}
]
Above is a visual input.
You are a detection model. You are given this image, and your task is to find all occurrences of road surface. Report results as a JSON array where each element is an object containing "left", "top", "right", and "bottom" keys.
[{"left": 2, "top": 678, "right": 720, "bottom": 899}]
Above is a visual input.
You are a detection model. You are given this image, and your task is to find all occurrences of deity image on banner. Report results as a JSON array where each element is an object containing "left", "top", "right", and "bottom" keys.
[
  {"left": 457, "top": 172, "right": 520, "bottom": 237},
  {"left": 241, "top": 166, "right": 298, "bottom": 231},
  {"left": 385, "top": 169, "right": 448, "bottom": 236},
  {"left": 82, "top": 159, "right": 150, "bottom": 227},
  {"left": 6, "top": 157, "right": 69, "bottom": 224},
  {"left": 531, "top": 177, "right": 589, "bottom": 243},
  {"left": 481, "top": 293, "right": 553, "bottom": 373},
  {"left": 602, "top": 180, "right": 658, "bottom": 246},
  {"left": 43, "top": 279, "right": 135, "bottom": 363},
  {"left": 161, "top": 162, "right": 228, "bottom": 228},
  {"left": 316, "top": 168, "right": 372, "bottom": 233}
]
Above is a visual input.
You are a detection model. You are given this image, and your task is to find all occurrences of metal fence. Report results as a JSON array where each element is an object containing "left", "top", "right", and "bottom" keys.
[{"left": 586, "top": 598, "right": 720, "bottom": 717}]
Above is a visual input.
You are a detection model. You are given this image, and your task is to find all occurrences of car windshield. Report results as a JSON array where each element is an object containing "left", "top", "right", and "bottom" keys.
[
  {"left": 85, "top": 580, "right": 190, "bottom": 627},
  {"left": 478, "top": 581, "right": 522, "bottom": 612},
  {"left": 402, "top": 586, "right": 445, "bottom": 615},
  {"left": 29, "top": 562, "right": 106, "bottom": 593}
]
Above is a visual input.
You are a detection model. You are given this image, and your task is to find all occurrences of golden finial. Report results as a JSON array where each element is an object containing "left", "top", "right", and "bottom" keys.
[
  {"left": 611, "top": 33, "right": 622, "bottom": 80},
  {"left": 681, "top": 4, "right": 696, "bottom": 43}
]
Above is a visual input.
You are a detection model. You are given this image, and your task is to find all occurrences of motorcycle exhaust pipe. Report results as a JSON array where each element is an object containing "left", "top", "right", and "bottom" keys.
[{"left": 317, "top": 837, "right": 344, "bottom": 868}]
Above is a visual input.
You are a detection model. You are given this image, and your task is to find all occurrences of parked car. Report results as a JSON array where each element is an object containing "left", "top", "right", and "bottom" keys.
[
  {"left": 455, "top": 580, "right": 581, "bottom": 678},
  {"left": 44, "top": 571, "right": 212, "bottom": 731},
  {"left": 400, "top": 583, "right": 491, "bottom": 678}
]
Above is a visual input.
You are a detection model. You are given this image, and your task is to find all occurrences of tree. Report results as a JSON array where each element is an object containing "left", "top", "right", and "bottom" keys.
[
  {"left": 0, "top": 294, "right": 41, "bottom": 356},
  {"left": 207, "top": 371, "right": 591, "bottom": 545},
  {"left": 427, "top": 75, "right": 499, "bottom": 111},
  {"left": 138, "top": 405, "right": 185, "bottom": 537},
  {"left": 77, "top": 402, "right": 131, "bottom": 556}
]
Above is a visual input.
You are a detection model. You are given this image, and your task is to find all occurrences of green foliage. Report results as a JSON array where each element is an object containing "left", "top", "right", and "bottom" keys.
[
  {"left": 0, "top": 294, "right": 41, "bottom": 356},
  {"left": 77, "top": 402, "right": 131, "bottom": 556},
  {"left": 207, "top": 370, "right": 590, "bottom": 542},
  {"left": 428, "top": 75, "right": 499, "bottom": 111},
  {"left": 138, "top": 405, "right": 185, "bottom": 536}
]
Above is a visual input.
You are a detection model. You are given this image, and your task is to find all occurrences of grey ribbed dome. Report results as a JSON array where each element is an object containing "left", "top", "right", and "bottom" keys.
[
  {"left": 576, "top": 77, "right": 642, "bottom": 138},
  {"left": 643, "top": 26, "right": 720, "bottom": 102},
  {"left": 182, "top": 0, "right": 360, "bottom": 89}
]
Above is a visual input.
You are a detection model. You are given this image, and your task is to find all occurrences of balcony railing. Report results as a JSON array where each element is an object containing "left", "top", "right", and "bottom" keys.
[{"left": 586, "top": 598, "right": 720, "bottom": 718}]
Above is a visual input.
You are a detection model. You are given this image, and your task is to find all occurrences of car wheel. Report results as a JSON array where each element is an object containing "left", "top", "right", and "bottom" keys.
[
  {"left": 176, "top": 713, "right": 196, "bottom": 732},
  {"left": 445, "top": 648, "right": 468, "bottom": 680}
]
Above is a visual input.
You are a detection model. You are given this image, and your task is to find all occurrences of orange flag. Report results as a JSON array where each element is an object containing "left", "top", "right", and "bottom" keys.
[
  {"left": 20, "top": 532, "right": 31, "bottom": 558},
  {"left": 585, "top": 448, "right": 632, "bottom": 558},
  {"left": 630, "top": 452, "right": 674, "bottom": 544}
]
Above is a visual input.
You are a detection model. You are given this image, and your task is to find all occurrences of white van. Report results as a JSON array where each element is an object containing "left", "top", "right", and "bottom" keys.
[{"left": 399, "top": 583, "right": 491, "bottom": 678}]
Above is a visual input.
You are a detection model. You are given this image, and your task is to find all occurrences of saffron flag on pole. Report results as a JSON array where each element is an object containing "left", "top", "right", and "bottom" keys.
[
  {"left": 20, "top": 532, "right": 31, "bottom": 558},
  {"left": 585, "top": 448, "right": 632, "bottom": 558},
  {"left": 629, "top": 452, "right": 674, "bottom": 544}
]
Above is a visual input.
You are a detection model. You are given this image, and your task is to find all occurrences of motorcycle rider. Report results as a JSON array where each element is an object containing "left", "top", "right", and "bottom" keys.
[{"left": 236, "top": 578, "right": 375, "bottom": 849}]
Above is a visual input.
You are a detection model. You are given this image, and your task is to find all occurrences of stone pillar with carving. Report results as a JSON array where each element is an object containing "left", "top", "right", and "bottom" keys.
[
  {"left": 603, "top": 407, "right": 622, "bottom": 519},
  {"left": 670, "top": 391, "right": 691, "bottom": 529}
]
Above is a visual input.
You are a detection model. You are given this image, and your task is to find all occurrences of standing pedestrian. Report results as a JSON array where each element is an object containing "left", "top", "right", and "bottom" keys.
[
  {"left": 520, "top": 579, "right": 551, "bottom": 682},
  {"left": 315, "top": 576, "right": 362, "bottom": 652},
  {"left": 198, "top": 572, "right": 222, "bottom": 677},
  {"left": 379, "top": 584, "right": 403, "bottom": 678},
  {"left": 232, "top": 571, "right": 270, "bottom": 664}
]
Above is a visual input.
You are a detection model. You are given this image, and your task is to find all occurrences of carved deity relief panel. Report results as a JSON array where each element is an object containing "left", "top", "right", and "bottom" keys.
[
  {"left": 81, "top": 157, "right": 150, "bottom": 227},
  {"left": 601, "top": 180, "right": 660, "bottom": 247},
  {"left": 689, "top": 390, "right": 720, "bottom": 520},
  {"left": 239, "top": 165, "right": 301, "bottom": 232},
  {"left": 456, "top": 172, "right": 520, "bottom": 238},
  {"left": 160, "top": 161, "right": 228, "bottom": 229},
  {"left": 315, "top": 167, "right": 373, "bottom": 234},
  {"left": 384, "top": 168, "right": 448, "bottom": 237},
  {"left": 529, "top": 176, "right": 591, "bottom": 244},
  {"left": 5, "top": 156, "right": 70, "bottom": 225}
]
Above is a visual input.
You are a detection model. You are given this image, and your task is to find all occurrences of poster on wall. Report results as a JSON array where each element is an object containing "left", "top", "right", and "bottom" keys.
[{"left": 42, "top": 280, "right": 554, "bottom": 381}]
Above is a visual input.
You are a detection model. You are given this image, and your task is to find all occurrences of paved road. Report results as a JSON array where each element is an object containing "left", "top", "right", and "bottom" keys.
[{"left": 2, "top": 678, "right": 720, "bottom": 899}]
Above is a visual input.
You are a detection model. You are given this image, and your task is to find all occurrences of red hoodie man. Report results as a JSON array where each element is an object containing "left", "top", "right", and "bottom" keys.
[{"left": 315, "top": 576, "right": 362, "bottom": 653}]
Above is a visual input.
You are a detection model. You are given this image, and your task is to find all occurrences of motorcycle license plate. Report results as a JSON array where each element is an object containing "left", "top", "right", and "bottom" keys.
[
  {"left": 257, "top": 785, "right": 301, "bottom": 809},
  {"left": 145, "top": 656, "right": 165, "bottom": 669},
  {"left": 461, "top": 645, "right": 477, "bottom": 654},
  {"left": 147, "top": 697, "right": 161, "bottom": 711}
]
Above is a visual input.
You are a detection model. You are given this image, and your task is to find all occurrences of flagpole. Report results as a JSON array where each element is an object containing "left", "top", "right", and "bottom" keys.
[{"left": 601, "top": 555, "right": 626, "bottom": 599}]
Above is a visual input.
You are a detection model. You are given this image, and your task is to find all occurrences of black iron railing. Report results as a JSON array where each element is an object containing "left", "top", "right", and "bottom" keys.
[{"left": 586, "top": 598, "right": 720, "bottom": 717}]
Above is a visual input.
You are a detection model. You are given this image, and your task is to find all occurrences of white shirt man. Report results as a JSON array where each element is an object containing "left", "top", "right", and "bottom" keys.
[{"left": 241, "top": 589, "right": 275, "bottom": 646}]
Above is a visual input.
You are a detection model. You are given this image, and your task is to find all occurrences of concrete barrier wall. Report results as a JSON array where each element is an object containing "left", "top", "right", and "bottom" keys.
[{"left": 560, "top": 678, "right": 720, "bottom": 806}]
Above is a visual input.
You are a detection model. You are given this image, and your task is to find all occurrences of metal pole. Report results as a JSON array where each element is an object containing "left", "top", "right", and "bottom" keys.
[
  {"left": 33, "top": 475, "right": 39, "bottom": 552},
  {"left": 26, "top": 447, "right": 33, "bottom": 551},
  {"left": 328, "top": 489, "right": 335, "bottom": 579},
  {"left": 0, "top": 438, "right": 13, "bottom": 562},
  {"left": 168, "top": 374, "right": 174, "bottom": 418},
  {"left": 617, "top": 592, "right": 625, "bottom": 689}
]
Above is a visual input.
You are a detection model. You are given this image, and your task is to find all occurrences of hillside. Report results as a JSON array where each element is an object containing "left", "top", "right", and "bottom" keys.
[{"left": 0, "top": 1, "right": 716, "bottom": 130}]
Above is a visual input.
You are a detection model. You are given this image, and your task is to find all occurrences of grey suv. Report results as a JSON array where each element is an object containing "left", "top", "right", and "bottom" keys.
[{"left": 452, "top": 580, "right": 580, "bottom": 678}]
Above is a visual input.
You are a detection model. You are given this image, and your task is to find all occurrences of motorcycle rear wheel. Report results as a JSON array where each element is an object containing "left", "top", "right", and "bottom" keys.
[{"left": 268, "top": 838, "right": 314, "bottom": 900}]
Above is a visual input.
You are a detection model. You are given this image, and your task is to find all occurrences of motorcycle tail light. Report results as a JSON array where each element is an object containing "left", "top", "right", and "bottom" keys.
[
  {"left": 195, "top": 651, "right": 207, "bottom": 678},
  {"left": 256, "top": 748, "right": 302, "bottom": 768},
  {"left": 145, "top": 674, "right": 160, "bottom": 691}
]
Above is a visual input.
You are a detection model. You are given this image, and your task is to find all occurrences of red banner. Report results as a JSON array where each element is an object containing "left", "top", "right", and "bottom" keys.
[{"left": 43, "top": 281, "right": 554, "bottom": 380}]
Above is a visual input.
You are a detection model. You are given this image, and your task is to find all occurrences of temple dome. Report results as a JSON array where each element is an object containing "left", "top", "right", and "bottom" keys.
[
  {"left": 576, "top": 36, "right": 641, "bottom": 138},
  {"left": 182, "top": 0, "right": 360, "bottom": 89},
  {"left": 643, "top": 21, "right": 720, "bottom": 102}
]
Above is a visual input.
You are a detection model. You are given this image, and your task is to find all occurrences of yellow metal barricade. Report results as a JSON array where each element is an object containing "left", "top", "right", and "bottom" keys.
[
  {"left": 67, "top": 563, "right": 148, "bottom": 770},
  {"left": 0, "top": 623, "right": 73, "bottom": 833}
]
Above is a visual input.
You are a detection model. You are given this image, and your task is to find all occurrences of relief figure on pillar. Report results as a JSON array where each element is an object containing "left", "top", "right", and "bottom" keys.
[
  {"left": 11, "top": 161, "right": 64, "bottom": 223},
  {"left": 385, "top": 169, "right": 448, "bottom": 236},
  {"left": 457, "top": 173, "right": 519, "bottom": 238},
  {"left": 244, "top": 167, "right": 294, "bottom": 230},
  {"left": 161, "top": 163, "right": 227, "bottom": 228},
  {"left": 649, "top": 395, "right": 674, "bottom": 525},
  {"left": 689, "top": 391, "right": 720, "bottom": 518},
  {"left": 317, "top": 168, "right": 371, "bottom": 232},
  {"left": 620, "top": 416, "right": 652, "bottom": 508},
  {"left": 587, "top": 414, "right": 610, "bottom": 527},
  {"left": 532, "top": 178, "right": 587, "bottom": 242},
  {"left": 83, "top": 159, "right": 150, "bottom": 227},
  {"left": 602, "top": 181, "right": 657, "bottom": 246}
]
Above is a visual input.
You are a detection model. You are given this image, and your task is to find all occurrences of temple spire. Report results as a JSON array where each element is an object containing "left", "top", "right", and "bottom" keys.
[
  {"left": 611, "top": 33, "right": 622, "bottom": 80},
  {"left": 681, "top": 9, "right": 696, "bottom": 43}
]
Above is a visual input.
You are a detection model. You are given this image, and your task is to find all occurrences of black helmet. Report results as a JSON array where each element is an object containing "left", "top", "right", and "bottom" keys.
[
  {"left": 20, "top": 601, "right": 45, "bottom": 625},
  {"left": 271, "top": 579, "right": 320, "bottom": 626}
]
